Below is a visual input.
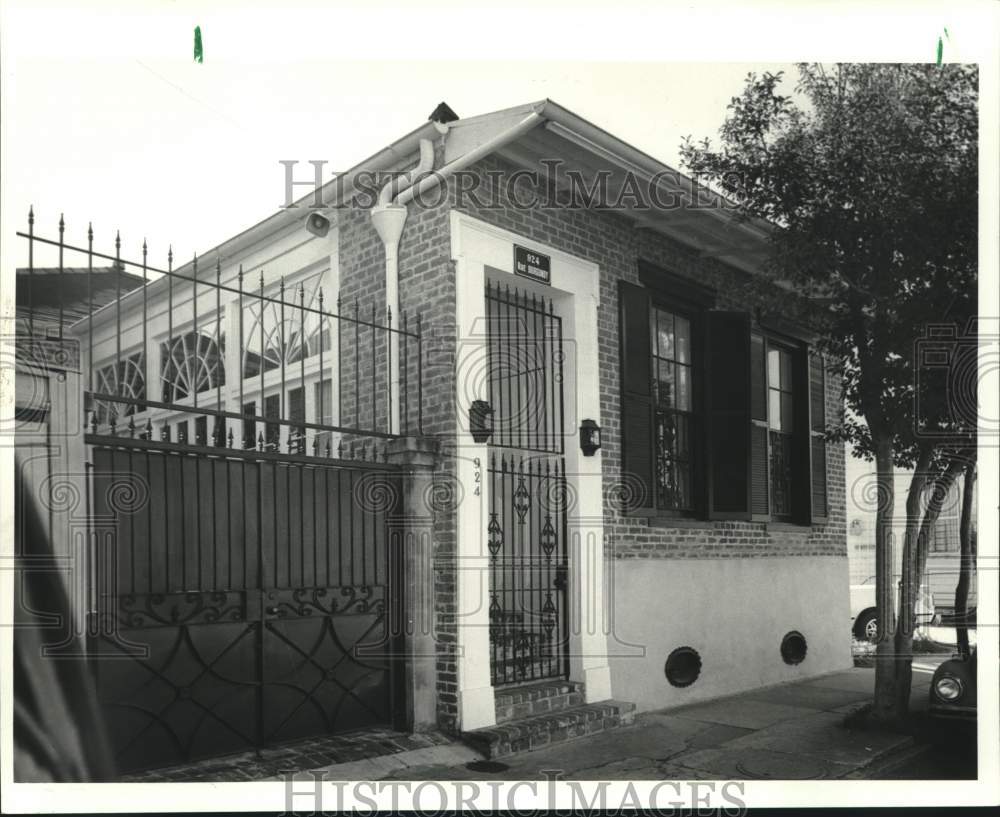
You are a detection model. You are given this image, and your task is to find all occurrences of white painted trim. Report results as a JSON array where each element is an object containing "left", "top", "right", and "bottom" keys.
[{"left": 449, "top": 211, "right": 611, "bottom": 725}]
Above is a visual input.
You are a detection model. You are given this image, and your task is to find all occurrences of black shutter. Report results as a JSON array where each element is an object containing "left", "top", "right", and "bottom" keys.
[
  {"left": 792, "top": 348, "right": 812, "bottom": 523},
  {"left": 706, "top": 311, "right": 751, "bottom": 519},
  {"left": 809, "top": 353, "right": 828, "bottom": 521},
  {"left": 619, "top": 281, "right": 654, "bottom": 512},
  {"left": 749, "top": 334, "right": 769, "bottom": 517}
]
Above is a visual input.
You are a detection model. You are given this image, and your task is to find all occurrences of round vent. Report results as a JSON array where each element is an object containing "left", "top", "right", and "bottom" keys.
[
  {"left": 664, "top": 646, "right": 702, "bottom": 688},
  {"left": 781, "top": 631, "right": 808, "bottom": 665}
]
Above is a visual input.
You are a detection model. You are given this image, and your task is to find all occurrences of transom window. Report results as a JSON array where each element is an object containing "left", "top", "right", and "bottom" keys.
[{"left": 650, "top": 306, "right": 693, "bottom": 511}]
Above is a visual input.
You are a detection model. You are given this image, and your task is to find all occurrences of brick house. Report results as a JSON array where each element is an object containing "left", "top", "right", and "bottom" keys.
[{"left": 41, "top": 98, "right": 850, "bottom": 771}]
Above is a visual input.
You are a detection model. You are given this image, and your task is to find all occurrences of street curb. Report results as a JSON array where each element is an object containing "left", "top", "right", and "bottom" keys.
[{"left": 842, "top": 735, "right": 929, "bottom": 779}]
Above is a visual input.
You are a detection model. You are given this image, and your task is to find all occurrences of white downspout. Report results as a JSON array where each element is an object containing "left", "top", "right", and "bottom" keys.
[
  {"left": 370, "top": 138, "right": 436, "bottom": 435},
  {"left": 371, "top": 110, "right": 542, "bottom": 435}
]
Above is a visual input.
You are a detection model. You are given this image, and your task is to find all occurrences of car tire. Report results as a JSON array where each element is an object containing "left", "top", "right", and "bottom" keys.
[{"left": 854, "top": 609, "right": 878, "bottom": 642}]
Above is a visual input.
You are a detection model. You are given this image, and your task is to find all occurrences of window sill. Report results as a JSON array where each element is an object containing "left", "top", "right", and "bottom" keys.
[
  {"left": 645, "top": 516, "right": 716, "bottom": 530},
  {"left": 767, "top": 521, "right": 813, "bottom": 532}
]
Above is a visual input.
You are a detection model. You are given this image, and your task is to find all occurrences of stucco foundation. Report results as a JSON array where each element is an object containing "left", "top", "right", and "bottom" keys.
[{"left": 607, "top": 555, "right": 853, "bottom": 713}]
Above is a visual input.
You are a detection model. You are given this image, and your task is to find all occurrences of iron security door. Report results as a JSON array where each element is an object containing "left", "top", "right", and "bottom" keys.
[
  {"left": 88, "top": 442, "right": 403, "bottom": 774},
  {"left": 485, "top": 282, "right": 569, "bottom": 686}
]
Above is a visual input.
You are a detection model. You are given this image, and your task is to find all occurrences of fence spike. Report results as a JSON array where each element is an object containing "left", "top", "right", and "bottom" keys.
[
  {"left": 28, "top": 205, "right": 34, "bottom": 225},
  {"left": 109, "top": 414, "right": 117, "bottom": 436},
  {"left": 338, "top": 439, "right": 345, "bottom": 459},
  {"left": 145, "top": 418, "right": 153, "bottom": 440},
  {"left": 258, "top": 431, "right": 264, "bottom": 452},
  {"left": 228, "top": 428, "right": 234, "bottom": 448},
  {"left": 87, "top": 221, "right": 93, "bottom": 242},
  {"left": 326, "top": 438, "right": 332, "bottom": 458},
  {"left": 90, "top": 412, "right": 98, "bottom": 436}
]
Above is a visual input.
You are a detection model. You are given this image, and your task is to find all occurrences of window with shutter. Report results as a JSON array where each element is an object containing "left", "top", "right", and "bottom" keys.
[
  {"left": 706, "top": 312, "right": 752, "bottom": 519},
  {"left": 618, "top": 270, "right": 828, "bottom": 528},
  {"left": 809, "top": 353, "right": 828, "bottom": 521},
  {"left": 619, "top": 281, "right": 655, "bottom": 512}
]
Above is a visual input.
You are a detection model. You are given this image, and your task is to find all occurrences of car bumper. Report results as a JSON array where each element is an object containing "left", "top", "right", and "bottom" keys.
[{"left": 928, "top": 703, "right": 977, "bottom": 721}]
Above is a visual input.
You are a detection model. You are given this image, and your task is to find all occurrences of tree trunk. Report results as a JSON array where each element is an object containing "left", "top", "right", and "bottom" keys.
[
  {"left": 890, "top": 448, "right": 933, "bottom": 718},
  {"left": 955, "top": 460, "right": 977, "bottom": 658},
  {"left": 895, "top": 455, "right": 964, "bottom": 714},
  {"left": 871, "top": 435, "right": 902, "bottom": 723}
]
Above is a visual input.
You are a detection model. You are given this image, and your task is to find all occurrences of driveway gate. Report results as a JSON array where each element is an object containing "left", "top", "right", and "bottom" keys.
[
  {"left": 14, "top": 211, "right": 425, "bottom": 774},
  {"left": 88, "top": 440, "right": 404, "bottom": 773}
]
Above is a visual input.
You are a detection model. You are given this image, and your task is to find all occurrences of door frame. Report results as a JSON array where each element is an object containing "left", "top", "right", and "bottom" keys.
[{"left": 449, "top": 211, "right": 610, "bottom": 731}]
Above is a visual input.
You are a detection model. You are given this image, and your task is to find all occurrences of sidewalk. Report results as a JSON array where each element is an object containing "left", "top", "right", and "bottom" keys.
[{"left": 351, "top": 666, "right": 935, "bottom": 782}]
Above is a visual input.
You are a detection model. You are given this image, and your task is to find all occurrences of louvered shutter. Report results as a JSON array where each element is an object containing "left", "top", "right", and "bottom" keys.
[
  {"left": 706, "top": 312, "right": 752, "bottom": 519},
  {"left": 809, "top": 353, "right": 828, "bottom": 521},
  {"left": 619, "top": 281, "right": 654, "bottom": 512},
  {"left": 749, "top": 334, "right": 769, "bottom": 517}
]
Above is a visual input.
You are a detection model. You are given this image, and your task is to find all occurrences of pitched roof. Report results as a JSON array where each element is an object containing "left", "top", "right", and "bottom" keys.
[{"left": 16, "top": 266, "right": 145, "bottom": 328}]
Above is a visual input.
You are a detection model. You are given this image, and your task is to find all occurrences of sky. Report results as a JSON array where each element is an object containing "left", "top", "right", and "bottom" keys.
[{"left": 1, "top": 0, "right": 997, "bottom": 275}]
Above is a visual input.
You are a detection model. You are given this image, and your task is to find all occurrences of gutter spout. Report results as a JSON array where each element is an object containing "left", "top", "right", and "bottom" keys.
[{"left": 371, "top": 137, "right": 436, "bottom": 435}]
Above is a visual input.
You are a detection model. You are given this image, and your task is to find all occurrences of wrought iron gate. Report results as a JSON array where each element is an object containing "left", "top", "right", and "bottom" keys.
[
  {"left": 12, "top": 211, "right": 424, "bottom": 775},
  {"left": 485, "top": 281, "right": 569, "bottom": 686},
  {"left": 87, "top": 440, "right": 404, "bottom": 774}
]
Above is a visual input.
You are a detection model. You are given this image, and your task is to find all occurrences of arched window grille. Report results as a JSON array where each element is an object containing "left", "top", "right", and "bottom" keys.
[
  {"left": 160, "top": 329, "right": 226, "bottom": 403},
  {"left": 94, "top": 351, "right": 146, "bottom": 425},
  {"left": 243, "top": 272, "right": 330, "bottom": 378}
]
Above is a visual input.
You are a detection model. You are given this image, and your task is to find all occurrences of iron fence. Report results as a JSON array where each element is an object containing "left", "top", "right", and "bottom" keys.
[{"left": 16, "top": 208, "right": 424, "bottom": 454}]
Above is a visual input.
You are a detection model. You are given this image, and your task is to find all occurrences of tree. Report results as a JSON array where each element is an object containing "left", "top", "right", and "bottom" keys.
[{"left": 680, "top": 64, "right": 978, "bottom": 724}]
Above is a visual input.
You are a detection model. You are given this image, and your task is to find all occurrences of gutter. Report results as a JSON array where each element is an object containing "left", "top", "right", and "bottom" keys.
[{"left": 371, "top": 110, "right": 544, "bottom": 434}]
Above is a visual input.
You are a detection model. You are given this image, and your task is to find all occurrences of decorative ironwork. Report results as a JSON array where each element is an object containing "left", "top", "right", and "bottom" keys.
[
  {"left": 485, "top": 283, "right": 569, "bottom": 687},
  {"left": 117, "top": 590, "right": 244, "bottom": 629},
  {"left": 265, "top": 585, "right": 387, "bottom": 619}
]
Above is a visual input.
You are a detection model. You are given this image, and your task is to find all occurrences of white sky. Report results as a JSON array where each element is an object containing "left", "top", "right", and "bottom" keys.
[{"left": 2, "top": 0, "right": 997, "bottom": 273}]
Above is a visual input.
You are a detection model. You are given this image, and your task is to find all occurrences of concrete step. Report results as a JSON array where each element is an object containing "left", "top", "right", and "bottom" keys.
[
  {"left": 494, "top": 679, "right": 584, "bottom": 724},
  {"left": 463, "top": 700, "right": 636, "bottom": 759}
]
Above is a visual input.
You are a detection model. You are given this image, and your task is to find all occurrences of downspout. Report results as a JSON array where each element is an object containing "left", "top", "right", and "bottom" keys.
[
  {"left": 370, "top": 137, "right": 437, "bottom": 435},
  {"left": 371, "top": 110, "right": 543, "bottom": 434}
]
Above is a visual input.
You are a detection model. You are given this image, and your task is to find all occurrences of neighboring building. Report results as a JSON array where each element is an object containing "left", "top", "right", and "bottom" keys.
[
  {"left": 16, "top": 265, "right": 144, "bottom": 339},
  {"left": 845, "top": 454, "right": 978, "bottom": 614},
  {"left": 20, "top": 99, "right": 851, "bottom": 775}
]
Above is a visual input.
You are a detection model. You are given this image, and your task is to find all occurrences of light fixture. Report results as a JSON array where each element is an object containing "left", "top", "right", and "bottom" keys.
[
  {"left": 470, "top": 400, "right": 493, "bottom": 444},
  {"left": 304, "top": 211, "right": 331, "bottom": 238},
  {"left": 579, "top": 419, "right": 601, "bottom": 456}
]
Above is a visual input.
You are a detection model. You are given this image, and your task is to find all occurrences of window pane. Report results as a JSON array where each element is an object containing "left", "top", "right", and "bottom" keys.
[
  {"left": 675, "top": 412, "right": 690, "bottom": 459},
  {"left": 657, "top": 360, "right": 675, "bottom": 408},
  {"left": 655, "top": 410, "right": 693, "bottom": 511},
  {"left": 780, "top": 391, "right": 794, "bottom": 432},
  {"left": 770, "top": 430, "right": 794, "bottom": 517},
  {"left": 657, "top": 310, "right": 675, "bottom": 360},
  {"left": 767, "top": 347, "right": 781, "bottom": 388},
  {"left": 780, "top": 348, "right": 793, "bottom": 389},
  {"left": 769, "top": 389, "right": 782, "bottom": 430},
  {"left": 676, "top": 364, "right": 691, "bottom": 411},
  {"left": 675, "top": 316, "right": 691, "bottom": 363}
]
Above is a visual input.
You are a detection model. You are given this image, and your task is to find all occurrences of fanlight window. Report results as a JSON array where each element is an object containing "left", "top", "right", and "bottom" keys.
[
  {"left": 94, "top": 351, "right": 146, "bottom": 425},
  {"left": 243, "top": 272, "right": 330, "bottom": 378},
  {"left": 160, "top": 329, "right": 226, "bottom": 403}
]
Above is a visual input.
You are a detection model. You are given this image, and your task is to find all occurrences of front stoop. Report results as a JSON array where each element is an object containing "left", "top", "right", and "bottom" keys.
[{"left": 463, "top": 681, "right": 636, "bottom": 758}]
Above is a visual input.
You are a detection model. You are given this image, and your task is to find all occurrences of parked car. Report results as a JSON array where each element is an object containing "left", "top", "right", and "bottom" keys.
[
  {"left": 929, "top": 648, "right": 977, "bottom": 722},
  {"left": 850, "top": 576, "right": 935, "bottom": 642}
]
